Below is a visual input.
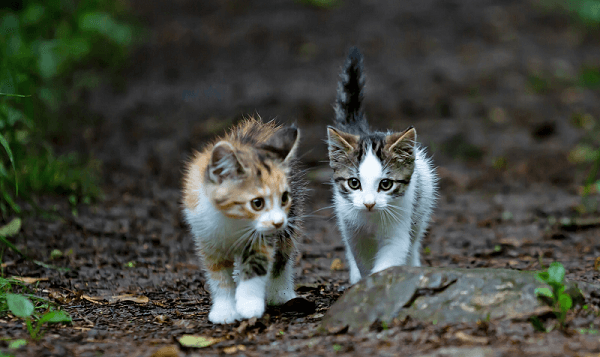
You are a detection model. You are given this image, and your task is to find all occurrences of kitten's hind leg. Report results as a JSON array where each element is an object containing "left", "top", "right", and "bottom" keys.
[
  {"left": 267, "top": 238, "right": 297, "bottom": 305},
  {"left": 203, "top": 260, "right": 240, "bottom": 324},
  {"left": 236, "top": 246, "right": 272, "bottom": 319},
  {"left": 409, "top": 224, "right": 425, "bottom": 267}
]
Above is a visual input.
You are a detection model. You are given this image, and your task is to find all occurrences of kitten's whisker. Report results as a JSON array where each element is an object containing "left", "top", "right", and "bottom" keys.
[
  {"left": 228, "top": 227, "right": 256, "bottom": 255},
  {"left": 310, "top": 205, "right": 336, "bottom": 214}
]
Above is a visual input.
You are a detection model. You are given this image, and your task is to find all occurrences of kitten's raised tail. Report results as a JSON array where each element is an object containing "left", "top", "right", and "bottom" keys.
[{"left": 334, "top": 47, "right": 369, "bottom": 135}]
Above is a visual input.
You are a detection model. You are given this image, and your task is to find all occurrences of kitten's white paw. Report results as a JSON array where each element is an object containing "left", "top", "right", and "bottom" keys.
[
  {"left": 235, "top": 276, "right": 267, "bottom": 319},
  {"left": 236, "top": 296, "right": 265, "bottom": 319},
  {"left": 208, "top": 300, "right": 240, "bottom": 324},
  {"left": 267, "top": 289, "right": 297, "bottom": 306}
]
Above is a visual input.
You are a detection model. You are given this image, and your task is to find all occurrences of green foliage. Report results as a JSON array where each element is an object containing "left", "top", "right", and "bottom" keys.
[
  {"left": 579, "top": 67, "right": 600, "bottom": 89},
  {"left": 528, "top": 75, "right": 551, "bottom": 94},
  {"left": 297, "top": 0, "right": 342, "bottom": 9},
  {"left": 0, "top": 0, "right": 142, "bottom": 215},
  {"left": 8, "top": 338, "right": 27, "bottom": 349},
  {"left": 1, "top": 279, "right": 71, "bottom": 340},
  {"left": 540, "top": 0, "right": 600, "bottom": 26},
  {"left": 533, "top": 262, "right": 576, "bottom": 330}
]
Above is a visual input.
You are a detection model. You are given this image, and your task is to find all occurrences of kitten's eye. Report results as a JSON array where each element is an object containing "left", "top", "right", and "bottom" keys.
[
  {"left": 250, "top": 197, "right": 265, "bottom": 211},
  {"left": 348, "top": 178, "right": 361, "bottom": 190},
  {"left": 379, "top": 179, "right": 393, "bottom": 191},
  {"left": 281, "top": 191, "right": 290, "bottom": 206}
]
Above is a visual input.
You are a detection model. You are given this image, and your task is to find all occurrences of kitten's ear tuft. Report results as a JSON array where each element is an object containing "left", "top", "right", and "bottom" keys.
[
  {"left": 260, "top": 126, "right": 300, "bottom": 162},
  {"left": 327, "top": 126, "right": 358, "bottom": 155},
  {"left": 385, "top": 127, "right": 416, "bottom": 158},
  {"left": 208, "top": 141, "right": 245, "bottom": 183}
]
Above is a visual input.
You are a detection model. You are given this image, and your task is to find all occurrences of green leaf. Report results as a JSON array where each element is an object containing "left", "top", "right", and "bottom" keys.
[
  {"left": 38, "top": 310, "right": 72, "bottom": 324},
  {"left": 0, "top": 132, "right": 17, "bottom": 195},
  {"left": 558, "top": 294, "right": 573, "bottom": 313},
  {"left": 37, "top": 41, "right": 59, "bottom": 79},
  {"left": 547, "top": 262, "right": 565, "bottom": 284},
  {"left": 0, "top": 217, "right": 21, "bottom": 237},
  {"left": 8, "top": 339, "right": 27, "bottom": 349},
  {"left": 6, "top": 293, "right": 34, "bottom": 318},
  {"left": 0, "top": 93, "right": 31, "bottom": 98},
  {"left": 529, "top": 316, "right": 546, "bottom": 332},
  {"left": 535, "top": 287, "right": 553, "bottom": 298},
  {"left": 0, "top": 218, "right": 24, "bottom": 256},
  {"left": 22, "top": 4, "right": 45, "bottom": 25},
  {"left": 177, "top": 335, "right": 222, "bottom": 348},
  {"left": 33, "top": 260, "right": 70, "bottom": 272},
  {"left": 536, "top": 271, "right": 550, "bottom": 282},
  {"left": 50, "top": 249, "right": 63, "bottom": 260}
]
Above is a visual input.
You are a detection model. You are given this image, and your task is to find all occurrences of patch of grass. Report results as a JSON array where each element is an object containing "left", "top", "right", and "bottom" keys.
[
  {"left": 0, "top": 276, "right": 71, "bottom": 341},
  {"left": 6, "top": 293, "right": 71, "bottom": 340},
  {"left": 0, "top": 1, "right": 143, "bottom": 216},
  {"left": 568, "top": 114, "right": 600, "bottom": 210}
]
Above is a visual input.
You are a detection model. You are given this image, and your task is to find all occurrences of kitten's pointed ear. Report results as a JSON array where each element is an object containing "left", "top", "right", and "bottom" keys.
[
  {"left": 327, "top": 126, "right": 359, "bottom": 157},
  {"left": 385, "top": 127, "right": 416, "bottom": 158},
  {"left": 208, "top": 141, "right": 245, "bottom": 183},
  {"left": 260, "top": 126, "right": 300, "bottom": 162}
]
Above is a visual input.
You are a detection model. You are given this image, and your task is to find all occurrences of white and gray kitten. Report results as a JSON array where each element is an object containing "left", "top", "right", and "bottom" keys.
[{"left": 327, "top": 47, "right": 438, "bottom": 285}]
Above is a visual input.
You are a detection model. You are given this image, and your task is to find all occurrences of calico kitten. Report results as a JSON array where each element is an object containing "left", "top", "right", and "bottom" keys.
[
  {"left": 327, "top": 47, "right": 438, "bottom": 285},
  {"left": 182, "top": 117, "right": 305, "bottom": 324}
]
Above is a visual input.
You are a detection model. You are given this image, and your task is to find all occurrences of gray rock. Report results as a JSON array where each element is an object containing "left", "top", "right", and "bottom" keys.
[{"left": 321, "top": 266, "right": 598, "bottom": 332}]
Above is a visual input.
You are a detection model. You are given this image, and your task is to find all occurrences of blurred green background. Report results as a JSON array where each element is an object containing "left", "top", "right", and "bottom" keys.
[{"left": 0, "top": 0, "right": 142, "bottom": 216}]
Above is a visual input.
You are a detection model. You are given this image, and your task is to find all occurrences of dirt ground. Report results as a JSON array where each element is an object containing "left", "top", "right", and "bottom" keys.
[{"left": 2, "top": 0, "right": 600, "bottom": 356}]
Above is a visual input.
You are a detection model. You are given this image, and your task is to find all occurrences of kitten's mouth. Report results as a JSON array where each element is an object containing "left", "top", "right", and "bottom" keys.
[{"left": 257, "top": 225, "right": 287, "bottom": 234}]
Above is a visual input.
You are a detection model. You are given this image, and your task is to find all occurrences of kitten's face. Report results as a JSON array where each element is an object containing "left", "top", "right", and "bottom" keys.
[
  {"left": 206, "top": 127, "right": 298, "bottom": 234},
  {"left": 327, "top": 127, "right": 416, "bottom": 212}
]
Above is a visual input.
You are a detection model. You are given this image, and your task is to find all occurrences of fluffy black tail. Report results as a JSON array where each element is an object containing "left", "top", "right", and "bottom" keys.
[{"left": 333, "top": 47, "right": 369, "bottom": 134}]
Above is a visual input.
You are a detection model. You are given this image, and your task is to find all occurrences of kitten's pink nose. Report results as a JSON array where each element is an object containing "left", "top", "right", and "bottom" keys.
[
  {"left": 364, "top": 203, "right": 375, "bottom": 211},
  {"left": 273, "top": 221, "right": 284, "bottom": 229}
]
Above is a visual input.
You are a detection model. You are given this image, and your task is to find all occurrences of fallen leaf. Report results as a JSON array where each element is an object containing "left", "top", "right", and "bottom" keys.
[
  {"left": 330, "top": 258, "right": 344, "bottom": 271},
  {"left": 107, "top": 294, "right": 150, "bottom": 304},
  {"left": 455, "top": 331, "right": 489, "bottom": 345},
  {"left": 177, "top": 335, "right": 224, "bottom": 348},
  {"left": 595, "top": 257, "right": 600, "bottom": 271},
  {"left": 151, "top": 345, "right": 180, "bottom": 357},
  {"left": 11, "top": 276, "right": 49, "bottom": 284},
  {"left": 498, "top": 237, "right": 522, "bottom": 248},
  {"left": 223, "top": 345, "right": 246, "bottom": 354},
  {"left": 155, "top": 315, "right": 169, "bottom": 324},
  {"left": 81, "top": 295, "right": 105, "bottom": 304},
  {"left": 48, "top": 290, "right": 73, "bottom": 304}
]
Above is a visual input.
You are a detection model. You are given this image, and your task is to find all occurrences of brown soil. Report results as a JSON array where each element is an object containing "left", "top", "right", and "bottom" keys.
[{"left": 2, "top": 0, "right": 600, "bottom": 356}]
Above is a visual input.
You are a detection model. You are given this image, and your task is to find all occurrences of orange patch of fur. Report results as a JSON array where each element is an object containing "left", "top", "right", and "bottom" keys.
[{"left": 182, "top": 117, "right": 292, "bottom": 219}]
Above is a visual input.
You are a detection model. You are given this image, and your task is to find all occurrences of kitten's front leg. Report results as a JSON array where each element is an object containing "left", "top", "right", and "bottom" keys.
[
  {"left": 267, "top": 238, "right": 297, "bottom": 305},
  {"left": 203, "top": 260, "right": 240, "bottom": 324},
  {"left": 343, "top": 239, "right": 362, "bottom": 285},
  {"left": 236, "top": 247, "right": 272, "bottom": 319},
  {"left": 370, "top": 235, "right": 411, "bottom": 275}
]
